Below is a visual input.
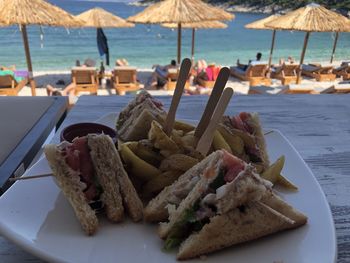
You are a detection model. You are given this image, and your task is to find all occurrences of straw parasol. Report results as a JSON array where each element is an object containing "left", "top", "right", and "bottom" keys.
[
  {"left": 162, "top": 20, "right": 228, "bottom": 62},
  {"left": 266, "top": 3, "right": 350, "bottom": 82},
  {"left": 127, "top": 0, "right": 233, "bottom": 64},
  {"left": 0, "top": 0, "right": 82, "bottom": 96},
  {"left": 76, "top": 7, "right": 134, "bottom": 28},
  {"left": 245, "top": 14, "right": 280, "bottom": 67},
  {"left": 76, "top": 8, "right": 134, "bottom": 66}
]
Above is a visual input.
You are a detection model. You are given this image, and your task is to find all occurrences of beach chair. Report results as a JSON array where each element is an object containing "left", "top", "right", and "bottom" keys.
[
  {"left": 112, "top": 66, "right": 140, "bottom": 95},
  {"left": 333, "top": 63, "right": 350, "bottom": 80},
  {"left": 0, "top": 75, "right": 28, "bottom": 96},
  {"left": 320, "top": 84, "right": 350, "bottom": 94},
  {"left": 301, "top": 64, "right": 336, "bottom": 82},
  {"left": 230, "top": 62, "right": 271, "bottom": 86},
  {"left": 271, "top": 64, "right": 300, "bottom": 85},
  {"left": 277, "top": 84, "right": 318, "bottom": 94},
  {"left": 71, "top": 67, "right": 99, "bottom": 95},
  {"left": 165, "top": 68, "right": 190, "bottom": 91}
]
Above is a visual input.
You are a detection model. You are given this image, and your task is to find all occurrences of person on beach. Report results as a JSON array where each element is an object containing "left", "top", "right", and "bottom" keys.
[
  {"left": 46, "top": 58, "right": 96, "bottom": 104},
  {"left": 0, "top": 65, "right": 25, "bottom": 82},
  {"left": 279, "top": 56, "right": 295, "bottom": 65},
  {"left": 116, "top": 58, "right": 129, "bottom": 66},
  {"left": 237, "top": 52, "right": 262, "bottom": 71},
  {"left": 146, "top": 59, "right": 178, "bottom": 89}
]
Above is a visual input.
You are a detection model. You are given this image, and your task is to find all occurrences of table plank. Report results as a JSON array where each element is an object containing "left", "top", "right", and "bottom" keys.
[{"left": 1, "top": 94, "right": 349, "bottom": 262}]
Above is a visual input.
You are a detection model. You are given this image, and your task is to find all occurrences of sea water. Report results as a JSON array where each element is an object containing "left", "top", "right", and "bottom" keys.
[{"left": 0, "top": 0, "right": 349, "bottom": 71}]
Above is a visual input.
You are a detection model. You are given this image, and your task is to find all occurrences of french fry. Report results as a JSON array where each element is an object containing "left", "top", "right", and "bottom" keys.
[
  {"left": 261, "top": 156, "right": 298, "bottom": 190},
  {"left": 119, "top": 143, "right": 161, "bottom": 182},
  {"left": 277, "top": 174, "right": 298, "bottom": 191},
  {"left": 173, "top": 120, "right": 195, "bottom": 133},
  {"left": 148, "top": 121, "right": 179, "bottom": 157},
  {"left": 142, "top": 170, "right": 183, "bottom": 198},
  {"left": 261, "top": 156, "right": 285, "bottom": 184},
  {"left": 212, "top": 130, "right": 232, "bottom": 154},
  {"left": 228, "top": 127, "right": 256, "bottom": 148},
  {"left": 217, "top": 126, "right": 245, "bottom": 156},
  {"left": 136, "top": 141, "right": 162, "bottom": 167},
  {"left": 180, "top": 131, "right": 196, "bottom": 148},
  {"left": 159, "top": 154, "right": 199, "bottom": 172}
]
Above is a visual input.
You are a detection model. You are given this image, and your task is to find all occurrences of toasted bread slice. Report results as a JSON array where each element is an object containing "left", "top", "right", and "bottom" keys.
[
  {"left": 89, "top": 134, "right": 144, "bottom": 222},
  {"left": 247, "top": 113, "right": 270, "bottom": 170},
  {"left": 158, "top": 158, "right": 272, "bottom": 239},
  {"left": 88, "top": 134, "right": 124, "bottom": 222},
  {"left": 261, "top": 192, "right": 307, "bottom": 227},
  {"left": 176, "top": 201, "right": 302, "bottom": 260},
  {"left": 44, "top": 145, "right": 98, "bottom": 235},
  {"left": 118, "top": 98, "right": 166, "bottom": 142},
  {"left": 144, "top": 151, "right": 224, "bottom": 223}
]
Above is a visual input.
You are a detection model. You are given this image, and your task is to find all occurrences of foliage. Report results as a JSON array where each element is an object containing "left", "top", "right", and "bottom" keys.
[{"left": 139, "top": 0, "right": 350, "bottom": 13}]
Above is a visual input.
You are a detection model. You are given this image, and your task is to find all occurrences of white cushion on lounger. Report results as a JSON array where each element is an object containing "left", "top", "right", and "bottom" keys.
[
  {"left": 114, "top": 66, "right": 137, "bottom": 70},
  {"left": 250, "top": 61, "right": 268, "bottom": 66}
]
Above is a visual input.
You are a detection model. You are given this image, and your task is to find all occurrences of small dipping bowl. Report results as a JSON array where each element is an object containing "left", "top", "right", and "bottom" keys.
[{"left": 60, "top": 122, "right": 117, "bottom": 144}]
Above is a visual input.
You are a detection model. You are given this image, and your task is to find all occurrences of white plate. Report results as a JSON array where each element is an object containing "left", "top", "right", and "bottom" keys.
[{"left": 0, "top": 114, "right": 337, "bottom": 263}]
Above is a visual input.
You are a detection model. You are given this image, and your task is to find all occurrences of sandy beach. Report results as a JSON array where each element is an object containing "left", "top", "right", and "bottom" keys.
[{"left": 15, "top": 61, "right": 348, "bottom": 100}]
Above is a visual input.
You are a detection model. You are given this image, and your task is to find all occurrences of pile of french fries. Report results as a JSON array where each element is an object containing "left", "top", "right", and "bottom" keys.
[
  {"left": 119, "top": 119, "right": 297, "bottom": 201},
  {"left": 119, "top": 120, "right": 204, "bottom": 199}
]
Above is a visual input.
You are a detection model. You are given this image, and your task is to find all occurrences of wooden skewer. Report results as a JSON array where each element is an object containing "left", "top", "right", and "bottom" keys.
[
  {"left": 196, "top": 88, "right": 234, "bottom": 156},
  {"left": 163, "top": 58, "right": 192, "bottom": 136},
  {"left": 9, "top": 173, "right": 52, "bottom": 182},
  {"left": 194, "top": 67, "right": 230, "bottom": 141}
]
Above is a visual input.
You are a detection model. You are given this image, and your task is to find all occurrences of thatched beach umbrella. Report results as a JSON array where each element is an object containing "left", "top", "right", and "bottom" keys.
[
  {"left": 76, "top": 8, "right": 134, "bottom": 66},
  {"left": 76, "top": 7, "right": 134, "bottom": 28},
  {"left": 127, "top": 0, "right": 233, "bottom": 64},
  {"left": 162, "top": 21, "right": 228, "bottom": 62},
  {"left": 245, "top": 14, "right": 280, "bottom": 67},
  {"left": 0, "top": 0, "right": 82, "bottom": 96},
  {"left": 266, "top": 3, "right": 350, "bottom": 83}
]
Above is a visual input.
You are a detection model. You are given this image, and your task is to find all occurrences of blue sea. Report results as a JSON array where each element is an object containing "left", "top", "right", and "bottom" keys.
[{"left": 0, "top": 0, "right": 349, "bottom": 71}]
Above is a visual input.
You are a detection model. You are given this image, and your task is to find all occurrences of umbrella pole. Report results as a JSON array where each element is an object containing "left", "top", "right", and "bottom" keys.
[
  {"left": 20, "top": 25, "right": 36, "bottom": 96},
  {"left": 191, "top": 28, "right": 195, "bottom": 63},
  {"left": 330, "top": 32, "right": 339, "bottom": 64},
  {"left": 297, "top": 31, "right": 310, "bottom": 84},
  {"left": 177, "top": 23, "right": 182, "bottom": 64},
  {"left": 268, "top": 30, "right": 276, "bottom": 67}
]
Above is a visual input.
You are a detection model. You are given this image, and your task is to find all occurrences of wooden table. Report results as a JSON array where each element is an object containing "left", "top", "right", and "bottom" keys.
[
  {"left": 1, "top": 95, "right": 349, "bottom": 263},
  {"left": 0, "top": 97, "right": 68, "bottom": 194}
]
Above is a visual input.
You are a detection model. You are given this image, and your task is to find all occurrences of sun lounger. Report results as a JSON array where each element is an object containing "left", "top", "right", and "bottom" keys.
[
  {"left": 0, "top": 75, "right": 28, "bottom": 96},
  {"left": 112, "top": 66, "right": 140, "bottom": 95},
  {"left": 248, "top": 84, "right": 317, "bottom": 95},
  {"left": 71, "top": 67, "right": 99, "bottom": 95},
  {"left": 271, "top": 64, "right": 300, "bottom": 85},
  {"left": 278, "top": 84, "right": 318, "bottom": 94},
  {"left": 196, "top": 66, "right": 221, "bottom": 89},
  {"left": 320, "top": 83, "right": 350, "bottom": 94},
  {"left": 301, "top": 64, "right": 336, "bottom": 82},
  {"left": 333, "top": 63, "right": 350, "bottom": 80},
  {"left": 165, "top": 68, "right": 190, "bottom": 91},
  {"left": 230, "top": 62, "right": 271, "bottom": 87}
]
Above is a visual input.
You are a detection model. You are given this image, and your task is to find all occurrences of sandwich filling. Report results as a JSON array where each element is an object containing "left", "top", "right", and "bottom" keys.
[
  {"left": 223, "top": 112, "right": 263, "bottom": 163},
  {"left": 60, "top": 137, "right": 103, "bottom": 208},
  {"left": 164, "top": 151, "right": 271, "bottom": 250},
  {"left": 117, "top": 91, "right": 164, "bottom": 130}
]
